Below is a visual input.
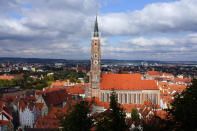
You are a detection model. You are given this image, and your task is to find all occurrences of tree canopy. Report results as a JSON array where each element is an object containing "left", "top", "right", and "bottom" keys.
[
  {"left": 62, "top": 100, "right": 93, "bottom": 131},
  {"left": 96, "top": 90, "right": 128, "bottom": 131},
  {"left": 168, "top": 79, "right": 197, "bottom": 131}
]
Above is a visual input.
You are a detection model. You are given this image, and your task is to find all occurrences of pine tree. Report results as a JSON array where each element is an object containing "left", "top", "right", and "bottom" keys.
[
  {"left": 96, "top": 90, "right": 128, "bottom": 131},
  {"left": 168, "top": 79, "right": 197, "bottom": 130},
  {"left": 62, "top": 100, "right": 93, "bottom": 131}
]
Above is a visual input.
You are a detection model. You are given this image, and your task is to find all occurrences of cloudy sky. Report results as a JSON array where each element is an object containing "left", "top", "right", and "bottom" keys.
[{"left": 0, "top": 0, "right": 197, "bottom": 61}]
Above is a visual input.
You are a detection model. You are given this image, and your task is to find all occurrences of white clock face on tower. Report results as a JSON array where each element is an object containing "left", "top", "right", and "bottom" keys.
[{"left": 94, "top": 60, "right": 98, "bottom": 65}]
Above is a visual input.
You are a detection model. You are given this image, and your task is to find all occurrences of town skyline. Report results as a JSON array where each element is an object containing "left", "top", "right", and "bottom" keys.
[{"left": 1, "top": 0, "right": 197, "bottom": 61}]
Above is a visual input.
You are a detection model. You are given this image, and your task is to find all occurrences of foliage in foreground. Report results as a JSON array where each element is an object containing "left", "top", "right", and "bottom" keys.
[
  {"left": 61, "top": 100, "right": 93, "bottom": 131},
  {"left": 167, "top": 79, "right": 197, "bottom": 131},
  {"left": 96, "top": 90, "right": 128, "bottom": 131}
]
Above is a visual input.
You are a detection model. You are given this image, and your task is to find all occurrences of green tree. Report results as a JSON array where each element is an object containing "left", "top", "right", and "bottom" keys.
[
  {"left": 62, "top": 100, "right": 93, "bottom": 131},
  {"left": 109, "top": 90, "right": 128, "bottom": 131},
  {"left": 168, "top": 79, "right": 197, "bottom": 131},
  {"left": 96, "top": 90, "right": 128, "bottom": 131},
  {"left": 95, "top": 111, "right": 112, "bottom": 131},
  {"left": 131, "top": 108, "right": 140, "bottom": 123}
]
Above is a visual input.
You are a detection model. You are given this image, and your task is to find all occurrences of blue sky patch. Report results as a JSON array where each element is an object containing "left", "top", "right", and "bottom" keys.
[{"left": 7, "top": 12, "right": 22, "bottom": 19}]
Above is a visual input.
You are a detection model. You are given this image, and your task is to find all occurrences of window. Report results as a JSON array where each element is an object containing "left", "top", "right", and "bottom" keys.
[
  {"left": 129, "top": 94, "right": 132, "bottom": 104},
  {"left": 95, "top": 42, "right": 97, "bottom": 46},
  {"left": 120, "top": 94, "right": 123, "bottom": 104},
  {"left": 125, "top": 94, "right": 127, "bottom": 104},
  {"left": 134, "top": 94, "right": 136, "bottom": 104},
  {"left": 107, "top": 93, "right": 110, "bottom": 102},
  {"left": 94, "top": 53, "right": 98, "bottom": 58},
  {"left": 94, "top": 75, "right": 97, "bottom": 80},
  {"left": 138, "top": 94, "right": 141, "bottom": 104},
  {"left": 102, "top": 93, "right": 104, "bottom": 102},
  {"left": 153, "top": 94, "right": 157, "bottom": 105},
  {"left": 146, "top": 93, "right": 148, "bottom": 101}
]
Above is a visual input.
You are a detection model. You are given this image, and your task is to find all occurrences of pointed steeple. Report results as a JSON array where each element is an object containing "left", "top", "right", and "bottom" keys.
[{"left": 93, "top": 15, "right": 99, "bottom": 37}]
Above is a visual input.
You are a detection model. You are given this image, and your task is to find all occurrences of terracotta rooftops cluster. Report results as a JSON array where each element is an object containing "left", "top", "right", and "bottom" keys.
[
  {"left": 0, "top": 74, "right": 23, "bottom": 80},
  {"left": 100, "top": 74, "right": 158, "bottom": 90},
  {"left": 42, "top": 89, "right": 72, "bottom": 107}
]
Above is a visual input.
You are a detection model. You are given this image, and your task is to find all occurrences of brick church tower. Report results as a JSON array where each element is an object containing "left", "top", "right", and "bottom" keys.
[{"left": 89, "top": 16, "right": 101, "bottom": 98}]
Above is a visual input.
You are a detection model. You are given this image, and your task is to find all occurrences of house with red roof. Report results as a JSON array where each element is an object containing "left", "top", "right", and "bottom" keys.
[
  {"left": 42, "top": 89, "right": 72, "bottom": 107},
  {"left": 146, "top": 71, "right": 162, "bottom": 80},
  {"left": 65, "top": 84, "right": 86, "bottom": 98},
  {"left": 0, "top": 101, "right": 14, "bottom": 131},
  {"left": 0, "top": 74, "right": 23, "bottom": 80},
  {"left": 51, "top": 80, "right": 75, "bottom": 88},
  {"left": 34, "top": 100, "right": 78, "bottom": 130},
  {"left": 18, "top": 98, "right": 37, "bottom": 128},
  {"left": 17, "top": 95, "right": 48, "bottom": 128}
]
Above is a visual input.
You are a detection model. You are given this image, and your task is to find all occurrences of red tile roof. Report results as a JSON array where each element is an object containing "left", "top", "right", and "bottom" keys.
[
  {"left": 147, "top": 71, "right": 161, "bottom": 76},
  {"left": 51, "top": 81, "right": 65, "bottom": 88},
  {"left": 0, "top": 75, "right": 14, "bottom": 80},
  {"left": 0, "top": 101, "right": 12, "bottom": 120},
  {"left": 93, "top": 97, "right": 110, "bottom": 109},
  {"left": 36, "top": 103, "right": 43, "bottom": 111},
  {"left": 66, "top": 87, "right": 85, "bottom": 95},
  {"left": 100, "top": 74, "right": 158, "bottom": 90},
  {"left": 0, "top": 108, "right": 13, "bottom": 120},
  {"left": 174, "top": 78, "right": 191, "bottom": 83},
  {"left": 156, "top": 110, "right": 167, "bottom": 119},
  {"left": 48, "top": 107, "right": 67, "bottom": 118},
  {"left": 170, "top": 84, "right": 186, "bottom": 93},
  {"left": 0, "top": 120, "right": 10, "bottom": 126},
  {"left": 42, "top": 89, "right": 71, "bottom": 107},
  {"left": 0, "top": 74, "right": 23, "bottom": 80},
  {"left": 34, "top": 117, "right": 60, "bottom": 129},
  {"left": 162, "top": 73, "right": 173, "bottom": 77}
]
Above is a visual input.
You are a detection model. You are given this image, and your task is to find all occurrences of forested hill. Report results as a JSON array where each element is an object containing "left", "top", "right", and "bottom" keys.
[{"left": 0, "top": 57, "right": 197, "bottom": 65}]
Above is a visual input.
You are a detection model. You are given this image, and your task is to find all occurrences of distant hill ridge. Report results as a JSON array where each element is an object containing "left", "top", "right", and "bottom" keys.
[{"left": 0, "top": 57, "right": 197, "bottom": 64}]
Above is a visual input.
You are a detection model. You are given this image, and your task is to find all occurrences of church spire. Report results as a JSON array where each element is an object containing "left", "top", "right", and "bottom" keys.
[{"left": 93, "top": 15, "right": 99, "bottom": 37}]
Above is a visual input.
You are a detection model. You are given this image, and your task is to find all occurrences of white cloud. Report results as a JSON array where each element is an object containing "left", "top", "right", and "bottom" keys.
[
  {"left": 0, "top": 0, "right": 197, "bottom": 60},
  {"left": 101, "top": 34, "right": 197, "bottom": 61},
  {"left": 100, "top": 0, "right": 197, "bottom": 36}
]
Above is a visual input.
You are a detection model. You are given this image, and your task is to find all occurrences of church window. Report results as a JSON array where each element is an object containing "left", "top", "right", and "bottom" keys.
[
  {"left": 125, "top": 94, "right": 127, "bottom": 104},
  {"left": 134, "top": 94, "right": 136, "bottom": 104},
  {"left": 102, "top": 93, "right": 104, "bottom": 102},
  {"left": 138, "top": 94, "right": 141, "bottom": 104},
  {"left": 107, "top": 93, "right": 110, "bottom": 102},
  {"left": 150, "top": 93, "right": 153, "bottom": 103},
  {"left": 153, "top": 94, "right": 157, "bottom": 105},
  {"left": 129, "top": 94, "right": 132, "bottom": 104},
  {"left": 120, "top": 94, "right": 123, "bottom": 104},
  {"left": 146, "top": 93, "right": 148, "bottom": 101}
]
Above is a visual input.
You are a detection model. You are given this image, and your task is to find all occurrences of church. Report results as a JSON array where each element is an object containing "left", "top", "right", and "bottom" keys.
[{"left": 89, "top": 16, "right": 160, "bottom": 106}]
